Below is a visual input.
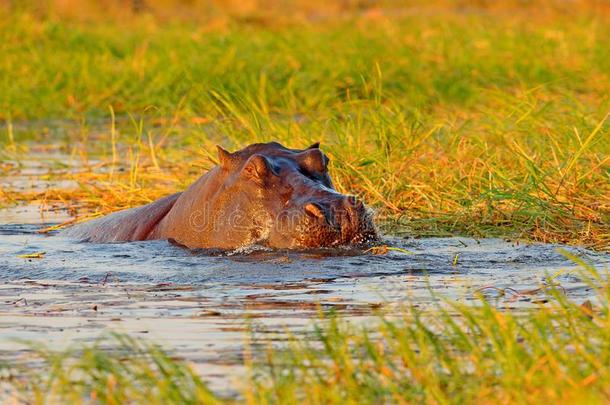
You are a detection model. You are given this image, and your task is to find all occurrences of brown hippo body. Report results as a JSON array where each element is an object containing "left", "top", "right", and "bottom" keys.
[{"left": 61, "top": 142, "right": 377, "bottom": 249}]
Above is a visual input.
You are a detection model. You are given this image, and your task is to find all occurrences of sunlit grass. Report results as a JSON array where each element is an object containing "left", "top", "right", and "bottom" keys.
[{"left": 3, "top": 333, "right": 220, "bottom": 404}]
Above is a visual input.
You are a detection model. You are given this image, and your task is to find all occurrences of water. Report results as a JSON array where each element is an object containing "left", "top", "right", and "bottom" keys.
[
  {"left": 3, "top": 215, "right": 607, "bottom": 295},
  {"left": 1, "top": 206, "right": 609, "bottom": 394}
]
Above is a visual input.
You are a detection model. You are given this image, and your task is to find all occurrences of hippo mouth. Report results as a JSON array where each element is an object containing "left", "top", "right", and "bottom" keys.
[{"left": 284, "top": 198, "right": 378, "bottom": 248}]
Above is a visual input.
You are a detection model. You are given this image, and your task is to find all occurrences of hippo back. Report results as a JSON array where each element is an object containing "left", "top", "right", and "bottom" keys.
[{"left": 60, "top": 193, "right": 181, "bottom": 242}]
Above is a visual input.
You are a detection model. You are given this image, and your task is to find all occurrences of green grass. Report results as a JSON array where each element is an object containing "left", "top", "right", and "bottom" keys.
[
  {"left": 1, "top": 4, "right": 608, "bottom": 247},
  {"left": 2, "top": 5, "right": 609, "bottom": 121},
  {"left": 3, "top": 258, "right": 609, "bottom": 404},
  {"left": 4, "top": 333, "right": 219, "bottom": 404}
]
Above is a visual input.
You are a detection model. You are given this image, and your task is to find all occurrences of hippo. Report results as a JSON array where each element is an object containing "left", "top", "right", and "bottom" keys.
[{"left": 61, "top": 142, "right": 378, "bottom": 249}]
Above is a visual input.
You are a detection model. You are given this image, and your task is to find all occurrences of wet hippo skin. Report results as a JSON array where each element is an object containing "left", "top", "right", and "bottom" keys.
[{"left": 61, "top": 142, "right": 378, "bottom": 249}]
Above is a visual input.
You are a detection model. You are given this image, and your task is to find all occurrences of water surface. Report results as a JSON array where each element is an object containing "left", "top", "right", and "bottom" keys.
[{"left": 1, "top": 206, "right": 608, "bottom": 395}]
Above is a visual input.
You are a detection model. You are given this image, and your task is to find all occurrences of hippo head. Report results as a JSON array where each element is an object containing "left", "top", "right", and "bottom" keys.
[{"left": 196, "top": 142, "right": 378, "bottom": 249}]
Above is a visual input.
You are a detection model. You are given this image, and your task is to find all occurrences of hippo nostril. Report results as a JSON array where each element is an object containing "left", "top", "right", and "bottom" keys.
[{"left": 304, "top": 202, "right": 325, "bottom": 219}]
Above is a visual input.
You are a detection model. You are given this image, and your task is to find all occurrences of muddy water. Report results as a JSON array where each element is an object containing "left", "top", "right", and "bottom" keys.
[{"left": 1, "top": 152, "right": 609, "bottom": 395}]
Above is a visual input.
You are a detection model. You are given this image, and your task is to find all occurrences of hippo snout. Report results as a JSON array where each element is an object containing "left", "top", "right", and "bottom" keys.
[
  {"left": 303, "top": 198, "right": 355, "bottom": 225},
  {"left": 298, "top": 196, "right": 374, "bottom": 246}
]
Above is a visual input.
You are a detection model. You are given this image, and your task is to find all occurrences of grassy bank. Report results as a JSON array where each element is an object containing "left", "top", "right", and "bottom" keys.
[
  {"left": 1, "top": 2, "right": 609, "bottom": 248},
  {"left": 3, "top": 259, "right": 608, "bottom": 404}
]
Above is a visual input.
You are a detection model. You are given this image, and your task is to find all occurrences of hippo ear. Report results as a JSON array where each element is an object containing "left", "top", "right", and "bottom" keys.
[
  {"left": 307, "top": 142, "right": 321, "bottom": 150},
  {"left": 216, "top": 145, "right": 235, "bottom": 169},
  {"left": 299, "top": 148, "right": 328, "bottom": 173},
  {"left": 242, "top": 154, "right": 271, "bottom": 183}
]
